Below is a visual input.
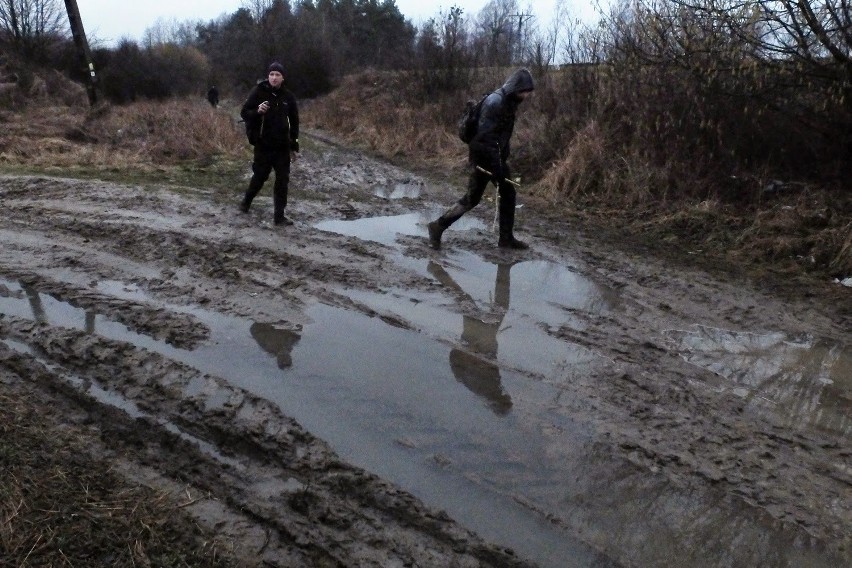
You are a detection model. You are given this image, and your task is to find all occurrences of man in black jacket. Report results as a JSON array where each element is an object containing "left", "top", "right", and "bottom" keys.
[
  {"left": 239, "top": 62, "right": 300, "bottom": 225},
  {"left": 428, "top": 68, "right": 534, "bottom": 250}
]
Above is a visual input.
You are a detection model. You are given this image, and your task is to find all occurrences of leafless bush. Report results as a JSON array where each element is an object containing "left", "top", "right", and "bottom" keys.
[
  {"left": 88, "top": 98, "right": 244, "bottom": 163},
  {"left": 534, "top": 0, "right": 852, "bottom": 210}
]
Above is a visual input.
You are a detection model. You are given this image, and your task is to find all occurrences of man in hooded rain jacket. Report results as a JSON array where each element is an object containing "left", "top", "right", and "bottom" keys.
[
  {"left": 428, "top": 68, "right": 534, "bottom": 250},
  {"left": 239, "top": 62, "right": 300, "bottom": 225}
]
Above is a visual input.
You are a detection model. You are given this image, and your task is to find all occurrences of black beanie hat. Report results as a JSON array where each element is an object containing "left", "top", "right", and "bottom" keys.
[{"left": 267, "top": 61, "right": 285, "bottom": 74}]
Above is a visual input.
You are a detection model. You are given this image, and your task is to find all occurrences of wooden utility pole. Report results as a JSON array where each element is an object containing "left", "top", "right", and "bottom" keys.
[{"left": 64, "top": 0, "right": 99, "bottom": 106}]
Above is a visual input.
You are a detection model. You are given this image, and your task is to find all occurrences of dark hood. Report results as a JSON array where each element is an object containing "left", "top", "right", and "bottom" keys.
[{"left": 500, "top": 68, "right": 534, "bottom": 97}]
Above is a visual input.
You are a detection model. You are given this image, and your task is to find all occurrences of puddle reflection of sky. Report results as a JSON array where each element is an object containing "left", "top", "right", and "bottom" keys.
[
  {"left": 2, "top": 236, "right": 848, "bottom": 567},
  {"left": 314, "top": 210, "right": 485, "bottom": 247},
  {"left": 665, "top": 326, "right": 851, "bottom": 436},
  {"left": 0, "top": 275, "right": 609, "bottom": 566}
]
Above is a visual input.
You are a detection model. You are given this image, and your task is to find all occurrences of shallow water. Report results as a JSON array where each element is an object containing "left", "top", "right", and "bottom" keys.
[
  {"left": 373, "top": 182, "right": 422, "bottom": 200},
  {"left": 314, "top": 210, "right": 486, "bottom": 246},
  {"left": 1, "top": 225, "right": 848, "bottom": 568},
  {"left": 665, "top": 325, "right": 851, "bottom": 438}
]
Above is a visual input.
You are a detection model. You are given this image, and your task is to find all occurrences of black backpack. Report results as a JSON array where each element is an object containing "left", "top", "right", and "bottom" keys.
[
  {"left": 457, "top": 94, "right": 488, "bottom": 144},
  {"left": 243, "top": 117, "right": 260, "bottom": 146}
]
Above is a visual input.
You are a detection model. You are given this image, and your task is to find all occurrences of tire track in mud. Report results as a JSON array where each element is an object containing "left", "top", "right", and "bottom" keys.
[
  {"left": 2, "top": 161, "right": 850, "bottom": 566},
  {"left": 3, "top": 191, "right": 426, "bottom": 305},
  {"left": 0, "top": 316, "right": 533, "bottom": 567},
  {"left": 0, "top": 270, "right": 209, "bottom": 349},
  {"left": 545, "top": 309, "right": 851, "bottom": 551}
]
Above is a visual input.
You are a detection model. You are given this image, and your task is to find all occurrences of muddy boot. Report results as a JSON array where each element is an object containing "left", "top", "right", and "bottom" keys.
[
  {"left": 497, "top": 189, "right": 527, "bottom": 249},
  {"left": 428, "top": 204, "right": 468, "bottom": 250},
  {"left": 498, "top": 234, "right": 529, "bottom": 249},
  {"left": 274, "top": 214, "right": 294, "bottom": 226},
  {"left": 239, "top": 198, "right": 250, "bottom": 213},
  {"left": 427, "top": 221, "right": 444, "bottom": 249}
]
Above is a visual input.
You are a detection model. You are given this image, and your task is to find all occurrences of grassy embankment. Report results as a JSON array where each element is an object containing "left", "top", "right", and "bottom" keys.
[
  {"left": 303, "top": 68, "right": 851, "bottom": 291},
  {"left": 0, "top": 384, "right": 230, "bottom": 567},
  {"left": 1, "top": 66, "right": 849, "bottom": 288}
]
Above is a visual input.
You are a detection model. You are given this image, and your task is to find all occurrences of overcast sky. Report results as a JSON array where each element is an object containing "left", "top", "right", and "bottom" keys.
[{"left": 75, "top": 1, "right": 601, "bottom": 47}]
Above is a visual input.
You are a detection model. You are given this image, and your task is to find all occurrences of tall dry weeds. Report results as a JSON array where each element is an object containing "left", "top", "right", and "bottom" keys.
[
  {"left": 0, "top": 96, "right": 246, "bottom": 170},
  {"left": 85, "top": 99, "right": 246, "bottom": 164},
  {"left": 0, "top": 388, "right": 229, "bottom": 567},
  {"left": 302, "top": 61, "right": 849, "bottom": 279}
]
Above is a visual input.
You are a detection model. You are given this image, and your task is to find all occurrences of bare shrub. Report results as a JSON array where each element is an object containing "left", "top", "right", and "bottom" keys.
[
  {"left": 537, "top": 120, "right": 606, "bottom": 202},
  {"left": 87, "top": 99, "right": 244, "bottom": 163},
  {"left": 0, "top": 96, "right": 245, "bottom": 170},
  {"left": 44, "top": 69, "right": 88, "bottom": 107},
  {"left": 303, "top": 70, "right": 465, "bottom": 166}
]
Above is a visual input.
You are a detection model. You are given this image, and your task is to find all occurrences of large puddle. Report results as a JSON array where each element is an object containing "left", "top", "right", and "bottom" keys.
[
  {"left": 2, "top": 212, "right": 849, "bottom": 567},
  {"left": 314, "top": 209, "right": 486, "bottom": 247},
  {"left": 665, "top": 326, "right": 851, "bottom": 438}
]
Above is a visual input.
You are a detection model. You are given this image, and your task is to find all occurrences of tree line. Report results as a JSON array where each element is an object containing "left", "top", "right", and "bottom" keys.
[
  {"left": 1, "top": 0, "right": 850, "bottom": 192},
  {"left": 1, "top": 0, "right": 575, "bottom": 100}
]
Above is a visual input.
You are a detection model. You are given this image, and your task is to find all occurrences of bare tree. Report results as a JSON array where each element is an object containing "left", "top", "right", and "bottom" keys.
[
  {"left": 242, "top": 0, "right": 283, "bottom": 23},
  {"left": 142, "top": 17, "right": 200, "bottom": 48},
  {"left": 414, "top": 5, "right": 475, "bottom": 93},
  {"left": 476, "top": 0, "right": 519, "bottom": 65},
  {"left": 668, "top": 0, "right": 852, "bottom": 89},
  {"left": 0, "top": 0, "right": 66, "bottom": 57}
]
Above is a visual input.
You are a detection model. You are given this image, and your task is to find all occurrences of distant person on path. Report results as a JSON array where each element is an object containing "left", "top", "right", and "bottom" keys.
[
  {"left": 428, "top": 68, "right": 534, "bottom": 250},
  {"left": 206, "top": 85, "right": 219, "bottom": 107},
  {"left": 239, "top": 62, "right": 300, "bottom": 226}
]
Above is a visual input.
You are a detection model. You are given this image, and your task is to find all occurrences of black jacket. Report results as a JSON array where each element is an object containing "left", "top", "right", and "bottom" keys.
[
  {"left": 241, "top": 80, "right": 299, "bottom": 150},
  {"left": 469, "top": 68, "right": 534, "bottom": 173}
]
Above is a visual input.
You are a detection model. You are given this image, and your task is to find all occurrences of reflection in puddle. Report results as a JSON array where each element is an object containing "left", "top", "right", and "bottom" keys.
[
  {"left": 429, "top": 261, "right": 513, "bottom": 415},
  {"left": 665, "top": 326, "right": 851, "bottom": 435},
  {"left": 2, "top": 275, "right": 845, "bottom": 566},
  {"left": 348, "top": 251, "right": 616, "bottom": 381},
  {"left": 1, "top": 279, "right": 116, "bottom": 338},
  {"left": 373, "top": 182, "right": 421, "bottom": 200},
  {"left": 314, "top": 211, "right": 485, "bottom": 246},
  {"left": 0, "top": 276, "right": 607, "bottom": 565},
  {"left": 250, "top": 322, "right": 301, "bottom": 368}
]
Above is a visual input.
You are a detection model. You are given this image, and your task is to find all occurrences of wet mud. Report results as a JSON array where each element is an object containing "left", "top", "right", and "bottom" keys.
[{"left": 0, "top": 134, "right": 849, "bottom": 567}]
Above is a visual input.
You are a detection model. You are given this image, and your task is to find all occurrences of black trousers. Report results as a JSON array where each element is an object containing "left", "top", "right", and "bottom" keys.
[
  {"left": 244, "top": 145, "right": 291, "bottom": 220},
  {"left": 437, "top": 163, "right": 517, "bottom": 236}
]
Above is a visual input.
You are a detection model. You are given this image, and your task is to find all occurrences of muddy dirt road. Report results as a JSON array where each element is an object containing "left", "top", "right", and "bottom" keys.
[{"left": 1, "top": 133, "right": 849, "bottom": 567}]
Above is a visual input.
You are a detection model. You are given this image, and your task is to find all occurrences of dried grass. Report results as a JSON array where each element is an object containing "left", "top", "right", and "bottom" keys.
[
  {"left": 536, "top": 120, "right": 607, "bottom": 202},
  {"left": 0, "top": 389, "right": 227, "bottom": 567},
  {"left": 303, "top": 72, "right": 459, "bottom": 167},
  {"left": 0, "top": 97, "right": 245, "bottom": 170},
  {"left": 1, "top": 65, "right": 848, "bottom": 281},
  {"left": 302, "top": 68, "right": 850, "bottom": 280}
]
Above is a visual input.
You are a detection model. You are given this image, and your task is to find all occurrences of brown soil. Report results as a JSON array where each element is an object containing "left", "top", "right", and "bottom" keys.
[{"left": 1, "top": 128, "right": 849, "bottom": 567}]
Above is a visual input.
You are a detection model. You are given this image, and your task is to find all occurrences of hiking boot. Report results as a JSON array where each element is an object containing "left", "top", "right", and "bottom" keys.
[
  {"left": 274, "top": 215, "right": 294, "bottom": 226},
  {"left": 427, "top": 221, "right": 444, "bottom": 250},
  {"left": 239, "top": 201, "right": 250, "bottom": 213},
  {"left": 498, "top": 236, "right": 529, "bottom": 250}
]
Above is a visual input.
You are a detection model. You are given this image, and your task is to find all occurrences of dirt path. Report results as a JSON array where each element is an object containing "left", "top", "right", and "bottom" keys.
[{"left": 0, "top": 133, "right": 849, "bottom": 567}]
